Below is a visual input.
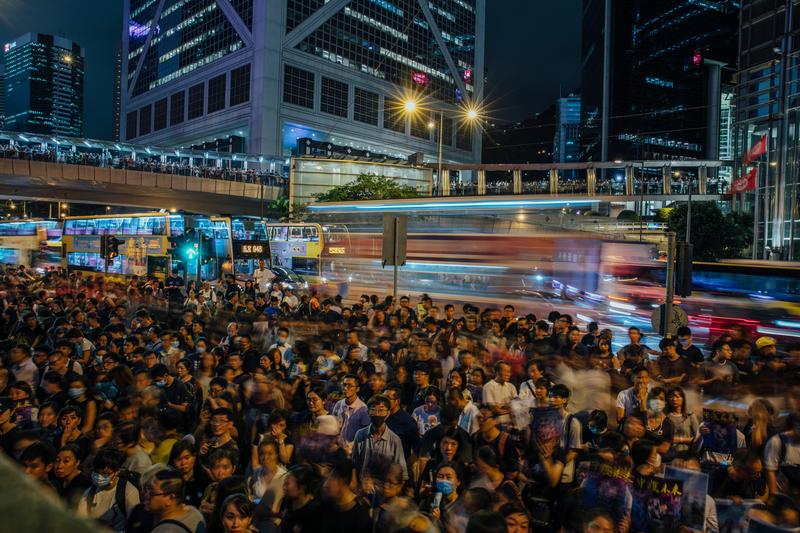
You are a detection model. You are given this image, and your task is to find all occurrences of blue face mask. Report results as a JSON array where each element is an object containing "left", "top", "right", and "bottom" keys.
[
  {"left": 590, "top": 426, "right": 605, "bottom": 435},
  {"left": 68, "top": 387, "right": 86, "bottom": 399},
  {"left": 435, "top": 479, "right": 455, "bottom": 496},
  {"left": 154, "top": 380, "right": 167, "bottom": 388}
]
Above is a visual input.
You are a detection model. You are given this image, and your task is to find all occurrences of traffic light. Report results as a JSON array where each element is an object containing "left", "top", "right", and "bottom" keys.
[
  {"left": 181, "top": 228, "right": 198, "bottom": 261},
  {"left": 199, "top": 232, "right": 213, "bottom": 265},
  {"left": 675, "top": 241, "right": 693, "bottom": 297}
]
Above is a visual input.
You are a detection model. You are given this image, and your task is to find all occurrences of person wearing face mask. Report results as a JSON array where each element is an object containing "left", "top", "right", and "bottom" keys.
[
  {"left": 676, "top": 326, "right": 705, "bottom": 366},
  {"left": 637, "top": 387, "right": 673, "bottom": 461},
  {"left": 149, "top": 364, "right": 193, "bottom": 429},
  {"left": 351, "top": 395, "right": 408, "bottom": 484},
  {"left": 66, "top": 376, "right": 97, "bottom": 435},
  {"left": 425, "top": 462, "right": 467, "bottom": 532},
  {"left": 76, "top": 447, "right": 140, "bottom": 532}
]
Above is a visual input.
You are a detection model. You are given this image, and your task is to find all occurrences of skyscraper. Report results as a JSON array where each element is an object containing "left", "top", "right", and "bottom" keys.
[
  {"left": 580, "top": 0, "right": 739, "bottom": 162},
  {"left": 735, "top": 0, "right": 800, "bottom": 261},
  {"left": 120, "top": 0, "right": 485, "bottom": 162},
  {"left": 112, "top": 44, "right": 122, "bottom": 142},
  {"left": 553, "top": 95, "right": 581, "bottom": 165},
  {"left": 2, "top": 33, "right": 85, "bottom": 137},
  {"left": 0, "top": 63, "right": 5, "bottom": 130}
]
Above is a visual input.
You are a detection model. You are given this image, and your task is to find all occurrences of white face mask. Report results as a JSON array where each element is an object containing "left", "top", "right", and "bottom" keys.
[{"left": 648, "top": 399, "right": 665, "bottom": 413}]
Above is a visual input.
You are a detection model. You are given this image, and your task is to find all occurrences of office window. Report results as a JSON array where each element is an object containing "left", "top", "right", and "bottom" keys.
[
  {"left": 320, "top": 77, "right": 348, "bottom": 117},
  {"left": 230, "top": 64, "right": 251, "bottom": 105},
  {"left": 170, "top": 91, "right": 185, "bottom": 125},
  {"left": 188, "top": 83, "right": 204, "bottom": 120},
  {"left": 383, "top": 98, "right": 406, "bottom": 133},
  {"left": 410, "top": 112, "right": 431, "bottom": 139},
  {"left": 139, "top": 105, "right": 151, "bottom": 136},
  {"left": 456, "top": 123, "right": 473, "bottom": 151},
  {"left": 208, "top": 74, "right": 226, "bottom": 113},
  {"left": 283, "top": 65, "right": 314, "bottom": 108},
  {"left": 126, "top": 111, "right": 137, "bottom": 140},
  {"left": 440, "top": 116, "right": 453, "bottom": 146},
  {"left": 154, "top": 98, "right": 168, "bottom": 131},
  {"left": 354, "top": 88, "right": 379, "bottom": 125}
]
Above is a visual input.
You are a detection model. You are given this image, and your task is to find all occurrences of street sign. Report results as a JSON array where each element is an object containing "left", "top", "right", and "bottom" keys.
[
  {"left": 651, "top": 304, "right": 688, "bottom": 336},
  {"left": 382, "top": 215, "right": 407, "bottom": 266}
]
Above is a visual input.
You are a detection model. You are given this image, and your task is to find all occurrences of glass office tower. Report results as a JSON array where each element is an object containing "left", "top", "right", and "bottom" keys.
[
  {"left": 120, "top": 0, "right": 485, "bottom": 163},
  {"left": 736, "top": 0, "right": 800, "bottom": 260},
  {"left": 2, "top": 33, "right": 85, "bottom": 137}
]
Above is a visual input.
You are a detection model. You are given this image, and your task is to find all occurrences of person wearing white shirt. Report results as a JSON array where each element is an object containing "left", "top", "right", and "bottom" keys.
[
  {"left": 481, "top": 361, "right": 517, "bottom": 425},
  {"left": 253, "top": 260, "right": 276, "bottom": 294},
  {"left": 447, "top": 387, "right": 481, "bottom": 435}
]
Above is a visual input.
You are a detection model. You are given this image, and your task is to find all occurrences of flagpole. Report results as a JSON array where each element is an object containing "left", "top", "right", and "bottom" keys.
[
  {"left": 751, "top": 133, "right": 762, "bottom": 260},
  {"left": 763, "top": 130, "right": 771, "bottom": 260}
]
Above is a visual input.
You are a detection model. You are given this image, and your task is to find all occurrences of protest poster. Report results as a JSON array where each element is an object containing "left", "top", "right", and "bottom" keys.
[
  {"left": 702, "top": 409, "right": 738, "bottom": 454},
  {"left": 630, "top": 473, "right": 682, "bottom": 533},
  {"left": 530, "top": 406, "right": 563, "bottom": 444},
  {"left": 665, "top": 466, "right": 709, "bottom": 532},
  {"left": 716, "top": 498, "right": 759, "bottom": 533},
  {"left": 581, "top": 462, "right": 632, "bottom": 524}
]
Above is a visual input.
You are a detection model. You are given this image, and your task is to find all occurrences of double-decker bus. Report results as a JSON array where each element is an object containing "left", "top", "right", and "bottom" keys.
[
  {"left": 61, "top": 213, "right": 232, "bottom": 280},
  {"left": 0, "top": 219, "right": 61, "bottom": 269}
]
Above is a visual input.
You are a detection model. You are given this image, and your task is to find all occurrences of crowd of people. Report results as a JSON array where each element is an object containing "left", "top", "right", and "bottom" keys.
[
  {"left": 0, "top": 263, "right": 798, "bottom": 532},
  {"left": 0, "top": 144, "right": 287, "bottom": 187}
]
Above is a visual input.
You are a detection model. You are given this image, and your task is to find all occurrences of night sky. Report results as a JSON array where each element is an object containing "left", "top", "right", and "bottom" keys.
[{"left": 0, "top": 0, "right": 581, "bottom": 139}]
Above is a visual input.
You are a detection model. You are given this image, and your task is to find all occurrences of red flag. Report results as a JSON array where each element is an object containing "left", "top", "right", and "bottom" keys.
[
  {"left": 731, "top": 167, "right": 758, "bottom": 193},
  {"left": 743, "top": 134, "right": 767, "bottom": 164}
]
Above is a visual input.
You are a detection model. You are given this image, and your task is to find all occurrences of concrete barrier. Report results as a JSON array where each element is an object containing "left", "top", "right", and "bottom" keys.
[
  {"left": 29, "top": 161, "right": 47, "bottom": 178},
  {"left": 77, "top": 165, "right": 95, "bottom": 181},
  {"left": 95, "top": 167, "right": 111, "bottom": 182},
  {"left": 140, "top": 172, "right": 156, "bottom": 188},
  {"left": 46, "top": 163, "right": 63, "bottom": 179},
  {"left": 201, "top": 180, "right": 216, "bottom": 194},
  {"left": 171, "top": 175, "right": 187, "bottom": 190},
  {"left": 0, "top": 160, "right": 13, "bottom": 174},
  {"left": 12, "top": 160, "right": 30, "bottom": 176},
  {"left": 126, "top": 170, "right": 142, "bottom": 186},
  {"left": 110, "top": 168, "right": 127, "bottom": 184},
  {"left": 156, "top": 174, "right": 172, "bottom": 189},
  {"left": 62, "top": 164, "right": 80, "bottom": 180},
  {"left": 186, "top": 176, "right": 203, "bottom": 192},
  {"left": 228, "top": 181, "right": 244, "bottom": 197}
]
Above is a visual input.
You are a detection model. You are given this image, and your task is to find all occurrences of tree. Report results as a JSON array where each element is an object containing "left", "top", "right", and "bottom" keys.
[
  {"left": 617, "top": 209, "right": 640, "bottom": 221},
  {"left": 314, "top": 173, "right": 421, "bottom": 202},
  {"left": 666, "top": 202, "right": 752, "bottom": 261}
]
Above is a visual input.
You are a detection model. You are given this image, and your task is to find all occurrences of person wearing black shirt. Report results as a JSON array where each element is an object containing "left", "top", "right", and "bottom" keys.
[
  {"left": 655, "top": 337, "right": 690, "bottom": 386},
  {"left": 164, "top": 272, "right": 185, "bottom": 303},
  {"left": 709, "top": 449, "right": 768, "bottom": 501},
  {"left": 150, "top": 364, "right": 193, "bottom": 429},
  {"left": 0, "top": 397, "right": 20, "bottom": 456},
  {"left": 321, "top": 460, "right": 371, "bottom": 533},
  {"left": 676, "top": 326, "right": 705, "bottom": 365}
]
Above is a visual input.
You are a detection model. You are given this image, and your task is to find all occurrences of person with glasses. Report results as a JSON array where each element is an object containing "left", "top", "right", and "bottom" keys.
[
  {"left": 144, "top": 468, "right": 205, "bottom": 532},
  {"left": 352, "top": 394, "right": 408, "bottom": 484},
  {"left": 330, "top": 374, "right": 370, "bottom": 453}
]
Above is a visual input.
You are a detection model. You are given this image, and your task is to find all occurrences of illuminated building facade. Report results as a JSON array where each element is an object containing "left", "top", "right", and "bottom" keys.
[
  {"left": 2, "top": 33, "right": 85, "bottom": 137},
  {"left": 735, "top": 0, "right": 800, "bottom": 260},
  {"left": 120, "top": 0, "right": 485, "bottom": 162},
  {"left": 580, "top": 0, "right": 739, "bottom": 162}
]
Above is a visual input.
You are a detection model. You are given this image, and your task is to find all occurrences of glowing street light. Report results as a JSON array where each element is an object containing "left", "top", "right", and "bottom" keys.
[{"left": 403, "top": 99, "right": 418, "bottom": 114}]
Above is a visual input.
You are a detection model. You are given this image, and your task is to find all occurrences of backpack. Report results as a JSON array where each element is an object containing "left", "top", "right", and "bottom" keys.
[
  {"left": 87, "top": 469, "right": 141, "bottom": 530},
  {"left": 156, "top": 519, "right": 194, "bottom": 533}
]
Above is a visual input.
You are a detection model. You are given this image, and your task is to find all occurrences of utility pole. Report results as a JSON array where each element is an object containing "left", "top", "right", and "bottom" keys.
[{"left": 662, "top": 231, "right": 677, "bottom": 336}]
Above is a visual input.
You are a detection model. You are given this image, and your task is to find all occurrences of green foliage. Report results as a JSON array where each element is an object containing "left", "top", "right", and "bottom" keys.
[
  {"left": 314, "top": 173, "right": 422, "bottom": 202},
  {"left": 617, "top": 209, "right": 641, "bottom": 221},
  {"left": 264, "top": 197, "right": 306, "bottom": 221},
  {"left": 655, "top": 207, "right": 673, "bottom": 222},
  {"left": 666, "top": 202, "right": 752, "bottom": 261}
]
